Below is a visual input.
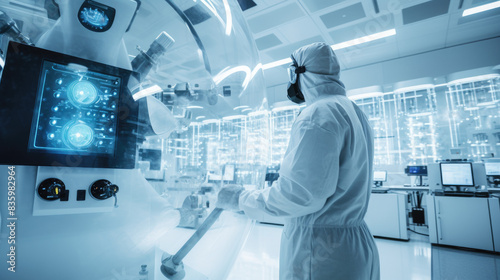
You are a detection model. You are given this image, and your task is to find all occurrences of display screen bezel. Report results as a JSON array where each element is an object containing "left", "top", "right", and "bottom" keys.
[
  {"left": 0, "top": 42, "right": 138, "bottom": 169},
  {"left": 439, "top": 162, "right": 475, "bottom": 187}
]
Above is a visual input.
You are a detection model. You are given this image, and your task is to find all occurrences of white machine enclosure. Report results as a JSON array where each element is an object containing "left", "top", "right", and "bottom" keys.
[
  {"left": 427, "top": 195, "right": 497, "bottom": 251},
  {"left": 1, "top": 165, "right": 179, "bottom": 279},
  {"left": 488, "top": 196, "right": 500, "bottom": 252},
  {"left": 365, "top": 192, "right": 409, "bottom": 240},
  {"left": 428, "top": 162, "right": 487, "bottom": 191}
]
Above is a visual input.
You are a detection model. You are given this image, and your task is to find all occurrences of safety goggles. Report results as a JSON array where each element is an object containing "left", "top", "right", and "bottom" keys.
[
  {"left": 287, "top": 65, "right": 306, "bottom": 84},
  {"left": 287, "top": 65, "right": 298, "bottom": 84}
]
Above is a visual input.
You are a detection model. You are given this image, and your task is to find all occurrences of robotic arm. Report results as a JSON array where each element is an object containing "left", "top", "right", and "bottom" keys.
[{"left": 0, "top": 10, "right": 33, "bottom": 46}]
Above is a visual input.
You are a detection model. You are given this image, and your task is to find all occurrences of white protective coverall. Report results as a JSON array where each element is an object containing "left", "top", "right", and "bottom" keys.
[{"left": 238, "top": 42, "right": 380, "bottom": 279}]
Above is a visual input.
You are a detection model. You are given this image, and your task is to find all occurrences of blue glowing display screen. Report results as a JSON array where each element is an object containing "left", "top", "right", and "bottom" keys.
[
  {"left": 30, "top": 61, "right": 121, "bottom": 155},
  {"left": 80, "top": 7, "right": 110, "bottom": 28}
]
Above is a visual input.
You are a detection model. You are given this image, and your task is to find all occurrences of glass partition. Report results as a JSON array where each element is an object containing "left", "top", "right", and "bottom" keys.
[{"left": 446, "top": 69, "right": 500, "bottom": 160}]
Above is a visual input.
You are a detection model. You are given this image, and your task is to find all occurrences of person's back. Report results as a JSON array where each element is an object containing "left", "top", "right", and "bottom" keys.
[
  {"left": 277, "top": 93, "right": 378, "bottom": 279},
  {"left": 298, "top": 94, "right": 374, "bottom": 226},
  {"left": 217, "top": 42, "right": 380, "bottom": 279}
]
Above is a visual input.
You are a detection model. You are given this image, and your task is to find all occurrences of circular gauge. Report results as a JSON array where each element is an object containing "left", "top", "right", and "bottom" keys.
[
  {"left": 38, "top": 178, "right": 65, "bottom": 201},
  {"left": 65, "top": 123, "right": 94, "bottom": 148},
  {"left": 78, "top": 1, "right": 115, "bottom": 32},
  {"left": 68, "top": 80, "right": 98, "bottom": 106},
  {"left": 80, "top": 8, "right": 109, "bottom": 28}
]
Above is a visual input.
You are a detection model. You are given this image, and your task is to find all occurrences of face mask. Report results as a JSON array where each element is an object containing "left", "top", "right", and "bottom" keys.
[{"left": 286, "top": 62, "right": 306, "bottom": 104}]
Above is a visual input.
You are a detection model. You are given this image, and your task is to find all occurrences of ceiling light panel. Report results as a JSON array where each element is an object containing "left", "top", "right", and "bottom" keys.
[
  {"left": 459, "top": 9, "right": 500, "bottom": 23},
  {"left": 319, "top": 2, "right": 366, "bottom": 29},
  {"left": 246, "top": 2, "right": 305, "bottom": 33},
  {"left": 301, "top": 0, "right": 348, "bottom": 13},
  {"left": 472, "top": 0, "right": 498, "bottom": 5},
  {"left": 329, "top": 14, "right": 395, "bottom": 43},
  {"left": 255, "top": 33, "right": 283, "bottom": 50},
  {"left": 402, "top": 0, "right": 451, "bottom": 25},
  {"left": 264, "top": 35, "right": 325, "bottom": 62},
  {"left": 334, "top": 39, "right": 388, "bottom": 53},
  {"left": 237, "top": 0, "right": 258, "bottom": 11},
  {"left": 278, "top": 17, "right": 321, "bottom": 42}
]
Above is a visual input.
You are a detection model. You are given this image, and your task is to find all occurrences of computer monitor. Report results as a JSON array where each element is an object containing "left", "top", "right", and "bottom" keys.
[
  {"left": 485, "top": 162, "right": 500, "bottom": 176},
  {"left": 405, "top": 165, "right": 428, "bottom": 176},
  {"left": 373, "top": 171, "right": 387, "bottom": 182},
  {"left": 440, "top": 163, "right": 474, "bottom": 186}
]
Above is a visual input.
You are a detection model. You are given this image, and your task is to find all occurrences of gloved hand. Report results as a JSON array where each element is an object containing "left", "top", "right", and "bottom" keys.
[{"left": 216, "top": 185, "right": 244, "bottom": 211}]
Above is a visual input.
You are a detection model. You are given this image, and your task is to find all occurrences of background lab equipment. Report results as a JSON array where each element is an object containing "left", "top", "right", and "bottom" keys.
[
  {"left": 365, "top": 169, "right": 409, "bottom": 240},
  {"left": 426, "top": 161, "right": 500, "bottom": 251},
  {"left": 484, "top": 158, "right": 500, "bottom": 188},
  {"left": 0, "top": 0, "right": 265, "bottom": 279},
  {"left": 373, "top": 170, "right": 387, "bottom": 187}
]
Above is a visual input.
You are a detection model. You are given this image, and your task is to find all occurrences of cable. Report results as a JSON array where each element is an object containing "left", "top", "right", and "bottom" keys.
[{"left": 407, "top": 228, "right": 429, "bottom": 236}]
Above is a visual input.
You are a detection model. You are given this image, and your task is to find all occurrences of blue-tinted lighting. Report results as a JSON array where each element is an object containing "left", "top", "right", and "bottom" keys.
[
  {"left": 68, "top": 80, "right": 98, "bottom": 106},
  {"left": 80, "top": 7, "right": 109, "bottom": 28},
  {"left": 32, "top": 61, "right": 120, "bottom": 154},
  {"left": 66, "top": 123, "right": 94, "bottom": 148}
]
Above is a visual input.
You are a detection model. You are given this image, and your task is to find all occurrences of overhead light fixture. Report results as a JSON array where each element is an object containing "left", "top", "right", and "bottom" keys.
[
  {"left": 241, "top": 108, "right": 252, "bottom": 112},
  {"left": 262, "top": 57, "right": 293, "bottom": 70},
  {"left": 132, "top": 84, "right": 163, "bottom": 101},
  {"left": 248, "top": 110, "right": 267, "bottom": 116},
  {"left": 463, "top": 1, "right": 500, "bottom": 17},
  {"left": 448, "top": 74, "right": 499, "bottom": 85},
  {"left": 222, "top": 115, "right": 246, "bottom": 121},
  {"left": 202, "top": 119, "right": 219, "bottom": 124},
  {"left": 233, "top": 105, "right": 249, "bottom": 110},
  {"left": 195, "top": 116, "right": 206, "bottom": 120},
  {"left": 187, "top": 105, "right": 204, "bottom": 109},
  {"left": 262, "top": 29, "right": 397, "bottom": 70},
  {"left": 331, "top": 29, "right": 396, "bottom": 50},
  {"left": 271, "top": 105, "right": 300, "bottom": 112}
]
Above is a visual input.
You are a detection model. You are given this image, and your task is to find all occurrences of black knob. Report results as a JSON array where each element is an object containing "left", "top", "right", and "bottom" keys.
[
  {"left": 89, "top": 179, "right": 119, "bottom": 200},
  {"left": 38, "top": 178, "right": 66, "bottom": 201}
]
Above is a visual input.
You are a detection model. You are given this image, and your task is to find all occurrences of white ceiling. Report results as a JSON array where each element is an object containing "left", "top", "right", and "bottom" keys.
[{"left": 239, "top": 0, "right": 500, "bottom": 87}]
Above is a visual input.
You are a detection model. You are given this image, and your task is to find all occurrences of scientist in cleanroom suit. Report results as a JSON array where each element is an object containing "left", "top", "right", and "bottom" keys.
[{"left": 218, "top": 42, "right": 380, "bottom": 279}]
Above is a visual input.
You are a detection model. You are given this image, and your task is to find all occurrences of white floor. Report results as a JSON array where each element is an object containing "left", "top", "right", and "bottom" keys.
[{"left": 227, "top": 223, "right": 500, "bottom": 280}]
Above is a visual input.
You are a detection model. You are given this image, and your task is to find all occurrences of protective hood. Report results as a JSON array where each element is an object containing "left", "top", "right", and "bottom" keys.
[{"left": 291, "top": 42, "right": 346, "bottom": 104}]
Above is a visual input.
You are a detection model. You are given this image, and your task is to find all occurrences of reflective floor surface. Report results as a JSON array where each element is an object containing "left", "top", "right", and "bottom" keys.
[{"left": 228, "top": 223, "right": 500, "bottom": 280}]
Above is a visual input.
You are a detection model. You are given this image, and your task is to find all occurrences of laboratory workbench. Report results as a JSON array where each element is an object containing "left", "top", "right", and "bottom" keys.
[{"left": 379, "top": 186, "right": 500, "bottom": 193}]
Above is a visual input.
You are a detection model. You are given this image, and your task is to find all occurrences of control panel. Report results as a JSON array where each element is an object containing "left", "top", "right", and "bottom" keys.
[{"left": 33, "top": 166, "right": 120, "bottom": 216}]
